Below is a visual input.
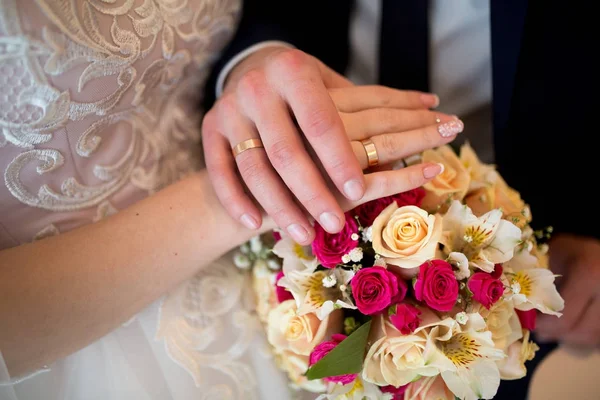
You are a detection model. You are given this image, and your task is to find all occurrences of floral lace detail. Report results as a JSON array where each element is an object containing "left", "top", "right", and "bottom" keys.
[
  {"left": 157, "top": 260, "right": 262, "bottom": 400},
  {"left": 0, "top": 0, "right": 241, "bottom": 212},
  {"left": 0, "top": 0, "right": 260, "bottom": 397}
]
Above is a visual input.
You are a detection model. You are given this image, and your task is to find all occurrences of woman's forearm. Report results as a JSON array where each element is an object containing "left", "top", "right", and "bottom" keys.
[{"left": 0, "top": 170, "right": 274, "bottom": 377}]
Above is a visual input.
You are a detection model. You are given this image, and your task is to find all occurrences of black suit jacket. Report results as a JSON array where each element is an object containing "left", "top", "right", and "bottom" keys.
[{"left": 206, "top": 0, "right": 595, "bottom": 239}]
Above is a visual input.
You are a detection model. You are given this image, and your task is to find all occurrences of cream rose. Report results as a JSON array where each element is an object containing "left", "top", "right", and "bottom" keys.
[
  {"left": 477, "top": 300, "right": 523, "bottom": 351},
  {"left": 421, "top": 145, "right": 471, "bottom": 212},
  {"left": 362, "top": 315, "right": 441, "bottom": 388},
  {"left": 267, "top": 299, "right": 342, "bottom": 356},
  {"left": 372, "top": 203, "right": 442, "bottom": 272},
  {"left": 252, "top": 260, "right": 278, "bottom": 323},
  {"left": 404, "top": 376, "right": 454, "bottom": 400}
]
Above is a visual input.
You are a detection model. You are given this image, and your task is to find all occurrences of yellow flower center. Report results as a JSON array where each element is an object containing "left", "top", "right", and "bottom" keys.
[
  {"left": 345, "top": 378, "right": 363, "bottom": 397},
  {"left": 463, "top": 224, "right": 493, "bottom": 248},
  {"left": 512, "top": 272, "right": 533, "bottom": 296},
  {"left": 302, "top": 271, "right": 338, "bottom": 307},
  {"left": 294, "top": 243, "right": 311, "bottom": 260},
  {"left": 442, "top": 333, "right": 482, "bottom": 367}
]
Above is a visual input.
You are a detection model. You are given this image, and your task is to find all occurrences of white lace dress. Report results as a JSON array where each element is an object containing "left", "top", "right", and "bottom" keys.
[{"left": 0, "top": 1, "right": 302, "bottom": 399}]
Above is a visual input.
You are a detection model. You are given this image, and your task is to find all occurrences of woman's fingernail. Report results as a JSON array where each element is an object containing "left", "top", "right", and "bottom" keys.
[
  {"left": 287, "top": 224, "right": 309, "bottom": 243},
  {"left": 240, "top": 214, "right": 259, "bottom": 230},
  {"left": 421, "top": 93, "right": 439, "bottom": 108},
  {"left": 319, "top": 212, "right": 341, "bottom": 233},
  {"left": 423, "top": 163, "right": 444, "bottom": 179},
  {"left": 438, "top": 119, "right": 464, "bottom": 138},
  {"left": 343, "top": 179, "right": 365, "bottom": 201}
]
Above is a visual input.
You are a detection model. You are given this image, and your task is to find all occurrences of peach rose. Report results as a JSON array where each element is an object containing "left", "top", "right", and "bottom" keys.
[
  {"left": 372, "top": 203, "right": 442, "bottom": 273},
  {"left": 421, "top": 145, "right": 471, "bottom": 212},
  {"left": 465, "top": 174, "right": 531, "bottom": 228},
  {"left": 267, "top": 299, "right": 342, "bottom": 356},
  {"left": 404, "top": 376, "right": 454, "bottom": 400}
]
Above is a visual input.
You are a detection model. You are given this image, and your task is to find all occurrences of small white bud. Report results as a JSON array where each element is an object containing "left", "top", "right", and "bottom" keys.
[
  {"left": 233, "top": 253, "right": 251, "bottom": 270},
  {"left": 349, "top": 247, "right": 363, "bottom": 262},
  {"left": 267, "top": 259, "right": 281, "bottom": 271},
  {"left": 341, "top": 254, "right": 351, "bottom": 264},
  {"left": 351, "top": 233, "right": 359, "bottom": 241},
  {"left": 322, "top": 274, "right": 337, "bottom": 288},
  {"left": 362, "top": 226, "right": 373, "bottom": 242},
  {"left": 511, "top": 281, "right": 521, "bottom": 295},
  {"left": 240, "top": 243, "right": 250, "bottom": 254},
  {"left": 455, "top": 312, "right": 469, "bottom": 325},
  {"left": 339, "top": 284, "right": 347, "bottom": 292},
  {"left": 250, "top": 236, "right": 262, "bottom": 254}
]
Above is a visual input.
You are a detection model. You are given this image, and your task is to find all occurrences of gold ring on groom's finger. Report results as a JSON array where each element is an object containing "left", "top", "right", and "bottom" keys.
[
  {"left": 232, "top": 138, "right": 264, "bottom": 157},
  {"left": 360, "top": 139, "right": 379, "bottom": 167}
]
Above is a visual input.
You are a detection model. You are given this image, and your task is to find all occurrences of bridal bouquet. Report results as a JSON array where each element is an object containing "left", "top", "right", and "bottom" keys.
[{"left": 234, "top": 144, "right": 564, "bottom": 400}]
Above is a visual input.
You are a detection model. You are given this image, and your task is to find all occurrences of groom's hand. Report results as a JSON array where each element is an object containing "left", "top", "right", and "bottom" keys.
[
  {"left": 536, "top": 234, "right": 600, "bottom": 349},
  {"left": 203, "top": 46, "right": 441, "bottom": 245}
]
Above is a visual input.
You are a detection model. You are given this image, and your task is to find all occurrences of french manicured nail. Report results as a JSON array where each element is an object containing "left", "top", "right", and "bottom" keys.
[
  {"left": 240, "top": 214, "right": 259, "bottom": 230},
  {"left": 287, "top": 223, "right": 309, "bottom": 243},
  {"left": 438, "top": 119, "right": 464, "bottom": 138},
  {"left": 319, "top": 212, "right": 341, "bottom": 233},
  {"left": 423, "top": 163, "right": 444, "bottom": 179},
  {"left": 421, "top": 93, "right": 439, "bottom": 108},
  {"left": 343, "top": 179, "right": 365, "bottom": 201}
]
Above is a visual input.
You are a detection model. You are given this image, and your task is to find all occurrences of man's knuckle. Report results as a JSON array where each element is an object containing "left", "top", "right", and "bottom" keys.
[
  {"left": 267, "top": 139, "right": 295, "bottom": 169},
  {"left": 304, "top": 108, "right": 338, "bottom": 138},
  {"left": 236, "top": 69, "right": 268, "bottom": 101},
  {"left": 272, "top": 49, "right": 309, "bottom": 74}
]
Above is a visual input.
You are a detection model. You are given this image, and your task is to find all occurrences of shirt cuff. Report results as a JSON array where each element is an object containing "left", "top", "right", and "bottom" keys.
[{"left": 215, "top": 41, "right": 295, "bottom": 98}]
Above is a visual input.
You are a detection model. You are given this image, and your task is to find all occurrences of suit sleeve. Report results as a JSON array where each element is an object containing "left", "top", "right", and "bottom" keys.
[{"left": 203, "top": 0, "right": 354, "bottom": 108}]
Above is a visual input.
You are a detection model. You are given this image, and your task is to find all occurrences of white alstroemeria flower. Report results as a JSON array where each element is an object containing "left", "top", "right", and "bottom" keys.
[
  {"left": 317, "top": 376, "right": 392, "bottom": 400},
  {"left": 441, "top": 201, "right": 522, "bottom": 273},
  {"left": 278, "top": 265, "right": 356, "bottom": 320},
  {"left": 273, "top": 236, "right": 319, "bottom": 275},
  {"left": 447, "top": 251, "right": 470, "bottom": 280},
  {"left": 421, "top": 313, "right": 506, "bottom": 400},
  {"left": 505, "top": 263, "right": 564, "bottom": 316}
]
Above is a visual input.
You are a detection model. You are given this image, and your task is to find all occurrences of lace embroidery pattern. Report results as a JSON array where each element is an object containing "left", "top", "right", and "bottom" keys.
[
  {"left": 1, "top": 0, "right": 241, "bottom": 212},
  {"left": 157, "top": 261, "right": 261, "bottom": 400},
  {"left": 0, "top": 0, "right": 256, "bottom": 396}
]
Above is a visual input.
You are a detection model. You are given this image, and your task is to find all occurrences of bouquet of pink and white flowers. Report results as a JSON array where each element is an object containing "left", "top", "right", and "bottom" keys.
[{"left": 235, "top": 144, "right": 564, "bottom": 400}]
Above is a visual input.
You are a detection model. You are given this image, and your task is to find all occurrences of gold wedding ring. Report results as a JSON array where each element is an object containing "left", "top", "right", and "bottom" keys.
[
  {"left": 360, "top": 139, "right": 379, "bottom": 167},
  {"left": 232, "top": 138, "right": 264, "bottom": 157}
]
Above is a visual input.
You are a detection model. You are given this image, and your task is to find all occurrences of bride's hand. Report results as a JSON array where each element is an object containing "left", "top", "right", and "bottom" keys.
[{"left": 203, "top": 48, "right": 463, "bottom": 245}]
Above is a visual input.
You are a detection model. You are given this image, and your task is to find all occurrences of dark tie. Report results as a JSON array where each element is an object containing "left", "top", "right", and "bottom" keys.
[{"left": 379, "top": 0, "right": 430, "bottom": 92}]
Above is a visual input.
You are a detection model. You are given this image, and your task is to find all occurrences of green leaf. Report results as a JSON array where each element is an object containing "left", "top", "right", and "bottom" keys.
[{"left": 305, "top": 320, "right": 372, "bottom": 380}]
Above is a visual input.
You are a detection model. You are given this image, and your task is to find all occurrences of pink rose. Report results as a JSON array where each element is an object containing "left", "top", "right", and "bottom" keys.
[
  {"left": 273, "top": 231, "right": 282, "bottom": 242},
  {"left": 309, "top": 334, "right": 357, "bottom": 385},
  {"left": 389, "top": 303, "right": 422, "bottom": 335},
  {"left": 351, "top": 266, "right": 399, "bottom": 315},
  {"left": 390, "top": 271, "right": 408, "bottom": 304},
  {"left": 468, "top": 266, "right": 504, "bottom": 309},
  {"left": 380, "top": 384, "right": 408, "bottom": 400},
  {"left": 312, "top": 213, "right": 358, "bottom": 268},
  {"left": 352, "top": 188, "right": 426, "bottom": 226},
  {"left": 275, "top": 271, "right": 294, "bottom": 303},
  {"left": 516, "top": 309, "right": 537, "bottom": 331},
  {"left": 414, "top": 260, "right": 459, "bottom": 312}
]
